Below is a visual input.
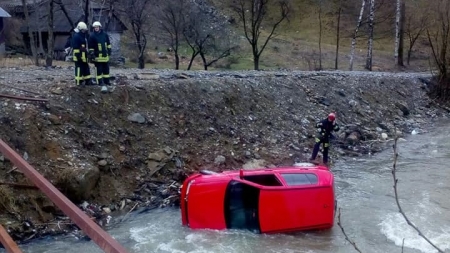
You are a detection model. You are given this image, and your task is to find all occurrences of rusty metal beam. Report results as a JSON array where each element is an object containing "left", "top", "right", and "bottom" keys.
[
  {"left": 0, "top": 224, "right": 22, "bottom": 253},
  {"left": 0, "top": 139, "right": 130, "bottom": 253}
]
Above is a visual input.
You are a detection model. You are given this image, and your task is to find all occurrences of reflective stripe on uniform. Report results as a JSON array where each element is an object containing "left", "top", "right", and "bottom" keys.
[
  {"left": 324, "top": 143, "right": 330, "bottom": 148},
  {"left": 75, "top": 67, "right": 81, "bottom": 85}
]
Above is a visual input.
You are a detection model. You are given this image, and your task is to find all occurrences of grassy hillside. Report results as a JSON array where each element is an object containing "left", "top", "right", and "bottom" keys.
[{"left": 133, "top": 0, "right": 430, "bottom": 71}]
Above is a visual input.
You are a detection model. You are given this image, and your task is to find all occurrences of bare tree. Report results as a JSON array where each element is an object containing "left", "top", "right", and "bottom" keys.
[
  {"left": 427, "top": 0, "right": 450, "bottom": 99},
  {"left": 349, "top": 0, "right": 366, "bottom": 71},
  {"left": 335, "top": 0, "right": 342, "bottom": 70},
  {"left": 183, "top": 2, "right": 237, "bottom": 70},
  {"left": 55, "top": 0, "right": 75, "bottom": 29},
  {"left": 397, "top": 0, "right": 405, "bottom": 66},
  {"left": 230, "top": 0, "right": 290, "bottom": 70},
  {"left": 21, "top": 0, "right": 39, "bottom": 66},
  {"left": 394, "top": 0, "right": 405, "bottom": 67},
  {"left": 118, "top": 0, "right": 153, "bottom": 69},
  {"left": 365, "top": 0, "right": 375, "bottom": 71},
  {"left": 394, "top": 0, "right": 401, "bottom": 65},
  {"left": 405, "top": 2, "right": 428, "bottom": 65},
  {"left": 156, "top": 0, "right": 188, "bottom": 70},
  {"left": 318, "top": 0, "right": 323, "bottom": 70},
  {"left": 46, "top": 0, "right": 55, "bottom": 67}
]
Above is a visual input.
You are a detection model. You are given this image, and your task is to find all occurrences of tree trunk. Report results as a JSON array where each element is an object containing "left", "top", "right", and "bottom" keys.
[
  {"left": 394, "top": 0, "right": 400, "bottom": 65},
  {"left": 253, "top": 46, "right": 260, "bottom": 70},
  {"left": 84, "top": 0, "right": 89, "bottom": 24},
  {"left": 46, "top": 0, "right": 54, "bottom": 67},
  {"left": 318, "top": 0, "right": 323, "bottom": 70},
  {"left": 21, "top": 0, "right": 39, "bottom": 66},
  {"left": 365, "top": 0, "right": 375, "bottom": 71},
  {"left": 398, "top": 0, "right": 405, "bottom": 66},
  {"left": 187, "top": 50, "right": 199, "bottom": 70},
  {"left": 335, "top": 0, "right": 341, "bottom": 70},
  {"left": 200, "top": 52, "right": 207, "bottom": 70},
  {"left": 349, "top": 0, "right": 366, "bottom": 71},
  {"left": 175, "top": 52, "right": 180, "bottom": 70},
  {"left": 137, "top": 33, "right": 147, "bottom": 69}
]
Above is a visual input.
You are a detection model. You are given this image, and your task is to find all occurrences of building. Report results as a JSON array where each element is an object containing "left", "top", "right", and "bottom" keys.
[
  {"left": 0, "top": 7, "right": 11, "bottom": 57},
  {"left": 2, "top": 0, "right": 127, "bottom": 61}
]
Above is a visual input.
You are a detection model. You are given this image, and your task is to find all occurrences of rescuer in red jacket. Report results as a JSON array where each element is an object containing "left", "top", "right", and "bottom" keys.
[{"left": 309, "top": 113, "right": 340, "bottom": 165}]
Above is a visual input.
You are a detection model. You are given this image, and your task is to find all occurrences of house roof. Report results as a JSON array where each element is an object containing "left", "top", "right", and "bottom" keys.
[
  {"left": 19, "top": 0, "right": 127, "bottom": 33},
  {"left": 0, "top": 7, "right": 11, "bottom": 17}
]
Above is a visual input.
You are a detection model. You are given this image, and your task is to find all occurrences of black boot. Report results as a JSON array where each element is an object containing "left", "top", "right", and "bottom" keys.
[{"left": 85, "top": 79, "right": 92, "bottom": 86}]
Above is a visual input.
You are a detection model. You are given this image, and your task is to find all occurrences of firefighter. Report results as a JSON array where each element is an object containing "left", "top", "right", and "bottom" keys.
[
  {"left": 309, "top": 113, "right": 340, "bottom": 165},
  {"left": 71, "top": 22, "right": 92, "bottom": 85},
  {"left": 88, "top": 21, "right": 112, "bottom": 87}
]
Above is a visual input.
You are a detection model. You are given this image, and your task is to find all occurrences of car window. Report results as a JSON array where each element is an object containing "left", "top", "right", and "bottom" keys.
[
  {"left": 243, "top": 174, "right": 283, "bottom": 186},
  {"left": 280, "top": 173, "right": 318, "bottom": 186}
]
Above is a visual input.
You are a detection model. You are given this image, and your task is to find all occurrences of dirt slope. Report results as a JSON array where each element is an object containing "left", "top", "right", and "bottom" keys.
[{"left": 0, "top": 65, "right": 444, "bottom": 242}]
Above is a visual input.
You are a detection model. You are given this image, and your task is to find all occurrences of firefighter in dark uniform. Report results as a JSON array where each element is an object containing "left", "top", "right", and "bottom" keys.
[
  {"left": 88, "top": 21, "right": 111, "bottom": 86},
  {"left": 71, "top": 22, "right": 92, "bottom": 85},
  {"left": 309, "top": 113, "right": 340, "bottom": 165}
]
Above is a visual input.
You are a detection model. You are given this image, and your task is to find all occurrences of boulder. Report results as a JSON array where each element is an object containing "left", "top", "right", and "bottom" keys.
[{"left": 56, "top": 164, "right": 100, "bottom": 203}]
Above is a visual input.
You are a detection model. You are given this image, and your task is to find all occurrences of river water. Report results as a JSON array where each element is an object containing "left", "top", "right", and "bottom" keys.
[{"left": 3, "top": 123, "right": 450, "bottom": 253}]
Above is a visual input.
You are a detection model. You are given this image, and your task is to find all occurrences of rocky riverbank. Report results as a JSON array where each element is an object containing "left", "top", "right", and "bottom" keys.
[{"left": 0, "top": 65, "right": 446, "bottom": 243}]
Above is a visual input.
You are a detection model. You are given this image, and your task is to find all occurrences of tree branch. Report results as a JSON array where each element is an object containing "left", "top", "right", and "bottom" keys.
[{"left": 391, "top": 137, "right": 445, "bottom": 253}]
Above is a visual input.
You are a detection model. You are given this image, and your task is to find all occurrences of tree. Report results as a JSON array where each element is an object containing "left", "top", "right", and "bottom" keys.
[
  {"left": 46, "top": 0, "right": 55, "bottom": 67},
  {"left": 394, "top": 0, "right": 405, "bottom": 67},
  {"left": 335, "top": 0, "right": 342, "bottom": 70},
  {"left": 349, "top": 0, "right": 366, "bottom": 71},
  {"left": 230, "top": 0, "right": 290, "bottom": 70},
  {"left": 427, "top": 0, "right": 450, "bottom": 99},
  {"left": 183, "top": 2, "right": 237, "bottom": 70},
  {"left": 318, "top": 0, "right": 323, "bottom": 70},
  {"left": 365, "top": 0, "right": 375, "bottom": 71},
  {"left": 405, "top": 1, "right": 428, "bottom": 65},
  {"left": 118, "top": 0, "right": 153, "bottom": 69},
  {"left": 156, "top": 0, "right": 188, "bottom": 70},
  {"left": 21, "top": 0, "right": 39, "bottom": 66}
]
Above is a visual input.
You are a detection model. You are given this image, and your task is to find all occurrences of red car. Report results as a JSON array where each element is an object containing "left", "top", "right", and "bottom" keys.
[{"left": 180, "top": 163, "right": 336, "bottom": 234}]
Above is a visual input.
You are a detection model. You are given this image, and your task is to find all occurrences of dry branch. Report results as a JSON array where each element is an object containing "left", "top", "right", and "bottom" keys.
[
  {"left": 391, "top": 137, "right": 445, "bottom": 253},
  {"left": 0, "top": 94, "right": 48, "bottom": 102},
  {"left": 337, "top": 208, "right": 363, "bottom": 253}
]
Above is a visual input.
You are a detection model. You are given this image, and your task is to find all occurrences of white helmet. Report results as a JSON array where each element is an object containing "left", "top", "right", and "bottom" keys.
[
  {"left": 77, "top": 21, "right": 87, "bottom": 31},
  {"left": 92, "top": 21, "right": 102, "bottom": 28}
]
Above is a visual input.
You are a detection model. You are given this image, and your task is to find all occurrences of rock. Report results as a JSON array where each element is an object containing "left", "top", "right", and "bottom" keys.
[
  {"left": 101, "top": 86, "right": 108, "bottom": 93},
  {"left": 148, "top": 151, "right": 167, "bottom": 161},
  {"left": 119, "top": 146, "right": 126, "bottom": 152},
  {"left": 48, "top": 114, "right": 61, "bottom": 125},
  {"left": 81, "top": 201, "right": 89, "bottom": 210},
  {"left": 51, "top": 88, "right": 63, "bottom": 95},
  {"left": 127, "top": 113, "right": 146, "bottom": 124},
  {"left": 102, "top": 207, "right": 112, "bottom": 214},
  {"left": 56, "top": 165, "right": 100, "bottom": 203},
  {"left": 98, "top": 160, "right": 108, "bottom": 166},
  {"left": 134, "top": 73, "right": 160, "bottom": 80},
  {"left": 0, "top": 155, "right": 4, "bottom": 162},
  {"left": 346, "top": 132, "right": 360, "bottom": 144},
  {"left": 242, "top": 159, "right": 267, "bottom": 170},
  {"left": 147, "top": 160, "right": 160, "bottom": 170},
  {"left": 214, "top": 155, "right": 226, "bottom": 165},
  {"left": 381, "top": 133, "right": 388, "bottom": 140},
  {"left": 244, "top": 151, "right": 252, "bottom": 158},
  {"left": 157, "top": 52, "right": 168, "bottom": 59},
  {"left": 395, "top": 102, "right": 410, "bottom": 116},
  {"left": 40, "top": 198, "right": 56, "bottom": 213}
]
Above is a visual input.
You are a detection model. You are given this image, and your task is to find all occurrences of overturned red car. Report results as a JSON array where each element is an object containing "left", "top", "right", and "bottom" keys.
[{"left": 180, "top": 163, "right": 336, "bottom": 234}]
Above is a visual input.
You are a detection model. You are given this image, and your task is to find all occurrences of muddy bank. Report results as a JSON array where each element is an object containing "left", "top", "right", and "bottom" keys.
[{"left": 0, "top": 66, "right": 445, "bottom": 243}]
